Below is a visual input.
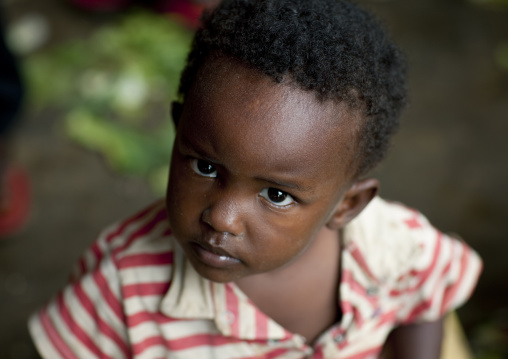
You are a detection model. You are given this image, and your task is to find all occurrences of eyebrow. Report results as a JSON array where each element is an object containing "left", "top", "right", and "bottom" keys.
[
  {"left": 180, "top": 133, "right": 312, "bottom": 193},
  {"left": 254, "top": 176, "right": 312, "bottom": 193},
  {"left": 180, "top": 134, "right": 224, "bottom": 166}
]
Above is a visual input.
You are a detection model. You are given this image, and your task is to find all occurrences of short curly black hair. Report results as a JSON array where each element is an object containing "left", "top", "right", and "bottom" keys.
[{"left": 178, "top": 0, "right": 407, "bottom": 176}]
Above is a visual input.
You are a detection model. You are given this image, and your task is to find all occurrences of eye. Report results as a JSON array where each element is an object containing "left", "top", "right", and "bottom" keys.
[
  {"left": 260, "top": 188, "right": 295, "bottom": 207},
  {"left": 191, "top": 159, "right": 217, "bottom": 178}
]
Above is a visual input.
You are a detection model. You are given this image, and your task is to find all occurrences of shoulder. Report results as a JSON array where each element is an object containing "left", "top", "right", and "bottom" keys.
[
  {"left": 103, "top": 199, "right": 171, "bottom": 253},
  {"left": 343, "top": 197, "right": 437, "bottom": 283},
  {"left": 343, "top": 197, "right": 482, "bottom": 321},
  {"left": 28, "top": 200, "right": 177, "bottom": 359},
  {"left": 69, "top": 199, "right": 174, "bottom": 281},
  {"left": 343, "top": 197, "right": 480, "bottom": 286}
]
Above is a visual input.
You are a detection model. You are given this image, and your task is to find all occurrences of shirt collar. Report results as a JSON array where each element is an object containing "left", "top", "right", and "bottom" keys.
[
  {"left": 159, "top": 241, "right": 215, "bottom": 320},
  {"left": 159, "top": 241, "right": 291, "bottom": 341}
]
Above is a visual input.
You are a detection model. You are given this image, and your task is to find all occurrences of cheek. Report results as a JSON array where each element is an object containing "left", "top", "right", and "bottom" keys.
[
  {"left": 250, "top": 213, "right": 318, "bottom": 260},
  {"left": 267, "top": 206, "right": 331, "bottom": 253},
  {"left": 166, "top": 163, "right": 204, "bottom": 235},
  {"left": 271, "top": 210, "right": 324, "bottom": 241}
]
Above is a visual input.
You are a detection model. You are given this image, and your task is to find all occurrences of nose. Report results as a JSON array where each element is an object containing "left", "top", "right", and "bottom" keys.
[{"left": 201, "top": 190, "right": 245, "bottom": 236}]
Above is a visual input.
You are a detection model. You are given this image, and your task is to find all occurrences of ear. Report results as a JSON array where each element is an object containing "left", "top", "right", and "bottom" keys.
[
  {"left": 171, "top": 101, "right": 183, "bottom": 127},
  {"left": 326, "top": 178, "right": 379, "bottom": 230}
]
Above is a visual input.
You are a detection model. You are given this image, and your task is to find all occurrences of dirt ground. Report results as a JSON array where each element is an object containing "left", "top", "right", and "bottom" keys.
[{"left": 1, "top": 0, "right": 507, "bottom": 358}]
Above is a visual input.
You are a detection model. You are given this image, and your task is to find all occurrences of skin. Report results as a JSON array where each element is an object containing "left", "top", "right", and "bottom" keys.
[
  {"left": 382, "top": 319, "right": 444, "bottom": 358},
  {"left": 166, "top": 56, "right": 443, "bottom": 354}
]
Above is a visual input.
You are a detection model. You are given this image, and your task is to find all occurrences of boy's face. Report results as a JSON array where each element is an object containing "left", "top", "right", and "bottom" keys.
[{"left": 166, "top": 57, "right": 361, "bottom": 283}]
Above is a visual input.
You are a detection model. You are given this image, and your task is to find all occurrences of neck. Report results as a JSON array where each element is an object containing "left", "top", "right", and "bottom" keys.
[
  {"left": 235, "top": 225, "right": 341, "bottom": 299},
  {"left": 235, "top": 226, "right": 343, "bottom": 344}
]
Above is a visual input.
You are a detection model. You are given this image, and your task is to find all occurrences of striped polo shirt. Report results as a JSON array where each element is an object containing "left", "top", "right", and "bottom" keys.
[{"left": 29, "top": 197, "right": 482, "bottom": 359}]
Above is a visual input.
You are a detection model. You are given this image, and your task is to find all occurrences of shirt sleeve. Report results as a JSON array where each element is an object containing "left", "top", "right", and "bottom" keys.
[
  {"left": 392, "top": 214, "right": 483, "bottom": 324},
  {"left": 28, "top": 227, "right": 130, "bottom": 359}
]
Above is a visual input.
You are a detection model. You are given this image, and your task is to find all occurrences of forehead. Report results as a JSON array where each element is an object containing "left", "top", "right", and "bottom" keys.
[{"left": 181, "top": 57, "right": 361, "bottom": 189}]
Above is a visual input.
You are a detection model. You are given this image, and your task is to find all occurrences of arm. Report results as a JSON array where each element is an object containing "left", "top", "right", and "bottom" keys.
[{"left": 382, "top": 318, "right": 444, "bottom": 359}]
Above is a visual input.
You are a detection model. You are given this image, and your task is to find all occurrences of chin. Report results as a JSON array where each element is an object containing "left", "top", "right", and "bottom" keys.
[{"left": 190, "top": 260, "right": 245, "bottom": 284}]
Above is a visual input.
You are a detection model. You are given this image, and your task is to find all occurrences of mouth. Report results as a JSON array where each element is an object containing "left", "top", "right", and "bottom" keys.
[{"left": 190, "top": 241, "right": 241, "bottom": 268}]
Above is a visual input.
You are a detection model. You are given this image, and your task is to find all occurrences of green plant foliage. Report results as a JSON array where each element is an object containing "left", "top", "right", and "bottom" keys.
[
  {"left": 24, "top": 12, "right": 192, "bottom": 194},
  {"left": 495, "top": 41, "right": 508, "bottom": 71}
]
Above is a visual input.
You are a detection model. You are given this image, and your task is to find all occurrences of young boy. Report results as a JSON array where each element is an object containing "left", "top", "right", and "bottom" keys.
[{"left": 29, "top": 0, "right": 482, "bottom": 358}]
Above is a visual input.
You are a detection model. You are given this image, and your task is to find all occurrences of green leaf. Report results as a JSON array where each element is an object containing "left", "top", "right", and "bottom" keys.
[{"left": 22, "top": 11, "right": 190, "bottom": 194}]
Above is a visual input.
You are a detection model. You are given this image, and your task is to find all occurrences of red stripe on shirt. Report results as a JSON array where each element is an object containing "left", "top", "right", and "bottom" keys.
[
  {"left": 91, "top": 243, "right": 102, "bottom": 263},
  {"left": 313, "top": 347, "right": 325, "bottom": 359},
  {"left": 220, "top": 347, "right": 290, "bottom": 359},
  {"left": 114, "top": 207, "right": 169, "bottom": 256},
  {"left": 93, "top": 269, "right": 124, "bottom": 321},
  {"left": 132, "top": 333, "right": 246, "bottom": 355},
  {"left": 40, "top": 308, "right": 79, "bottom": 359},
  {"left": 260, "top": 347, "right": 291, "bottom": 359},
  {"left": 56, "top": 293, "right": 112, "bottom": 359},
  {"left": 341, "top": 298, "right": 353, "bottom": 317},
  {"left": 440, "top": 244, "right": 470, "bottom": 315},
  {"left": 389, "top": 231, "right": 443, "bottom": 297},
  {"left": 169, "top": 333, "right": 245, "bottom": 350},
  {"left": 245, "top": 296, "right": 273, "bottom": 340},
  {"left": 74, "top": 202, "right": 165, "bottom": 278},
  {"left": 132, "top": 335, "right": 166, "bottom": 355},
  {"left": 404, "top": 212, "right": 423, "bottom": 229},
  {"left": 255, "top": 308, "right": 269, "bottom": 339},
  {"left": 340, "top": 299, "right": 365, "bottom": 328},
  {"left": 225, "top": 283, "right": 241, "bottom": 337},
  {"left": 105, "top": 201, "right": 164, "bottom": 246},
  {"left": 342, "top": 269, "right": 378, "bottom": 306},
  {"left": 118, "top": 252, "right": 174, "bottom": 269},
  {"left": 403, "top": 299, "right": 432, "bottom": 323},
  {"left": 127, "top": 311, "right": 178, "bottom": 327},
  {"left": 401, "top": 242, "right": 458, "bottom": 323},
  {"left": 348, "top": 243, "right": 379, "bottom": 284},
  {"left": 123, "top": 282, "right": 171, "bottom": 298},
  {"left": 374, "top": 309, "right": 397, "bottom": 329},
  {"left": 353, "top": 307, "right": 365, "bottom": 328},
  {"left": 73, "top": 243, "right": 102, "bottom": 278},
  {"left": 74, "top": 282, "right": 130, "bottom": 357}
]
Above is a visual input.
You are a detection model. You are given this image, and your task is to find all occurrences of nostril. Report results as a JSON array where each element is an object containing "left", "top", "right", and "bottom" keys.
[
  {"left": 200, "top": 205, "right": 243, "bottom": 237},
  {"left": 201, "top": 208, "right": 213, "bottom": 228}
]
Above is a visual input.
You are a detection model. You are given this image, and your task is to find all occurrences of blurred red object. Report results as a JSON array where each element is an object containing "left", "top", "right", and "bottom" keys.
[
  {"left": 70, "top": 0, "right": 220, "bottom": 28},
  {"left": 154, "top": 0, "right": 207, "bottom": 28},
  {"left": 0, "top": 166, "right": 30, "bottom": 238}
]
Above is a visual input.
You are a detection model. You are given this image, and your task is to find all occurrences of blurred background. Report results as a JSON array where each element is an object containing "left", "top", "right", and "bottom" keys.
[{"left": 0, "top": 0, "right": 506, "bottom": 358}]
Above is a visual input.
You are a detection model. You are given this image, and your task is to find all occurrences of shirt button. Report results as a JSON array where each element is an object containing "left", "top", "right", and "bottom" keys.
[
  {"left": 333, "top": 333, "right": 345, "bottom": 344},
  {"left": 292, "top": 335, "right": 306, "bottom": 347},
  {"left": 366, "top": 287, "right": 378, "bottom": 296},
  {"left": 372, "top": 307, "right": 382, "bottom": 318},
  {"left": 224, "top": 310, "right": 235, "bottom": 324}
]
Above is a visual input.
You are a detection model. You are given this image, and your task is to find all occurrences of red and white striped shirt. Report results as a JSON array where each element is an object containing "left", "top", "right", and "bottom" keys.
[{"left": 29, "top": 197, "right": 482, "bottom": 359}]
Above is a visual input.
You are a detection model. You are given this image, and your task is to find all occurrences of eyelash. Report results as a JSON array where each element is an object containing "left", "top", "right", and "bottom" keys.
[
  {"left": 191, "top": 159, "right": 217, "bottom": 178},
  {"left": 259, "top": 188, "right": 295, "bottom": 207},
  {"left": 190, "top": 158, "right": 297, "bottom": 208}
]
